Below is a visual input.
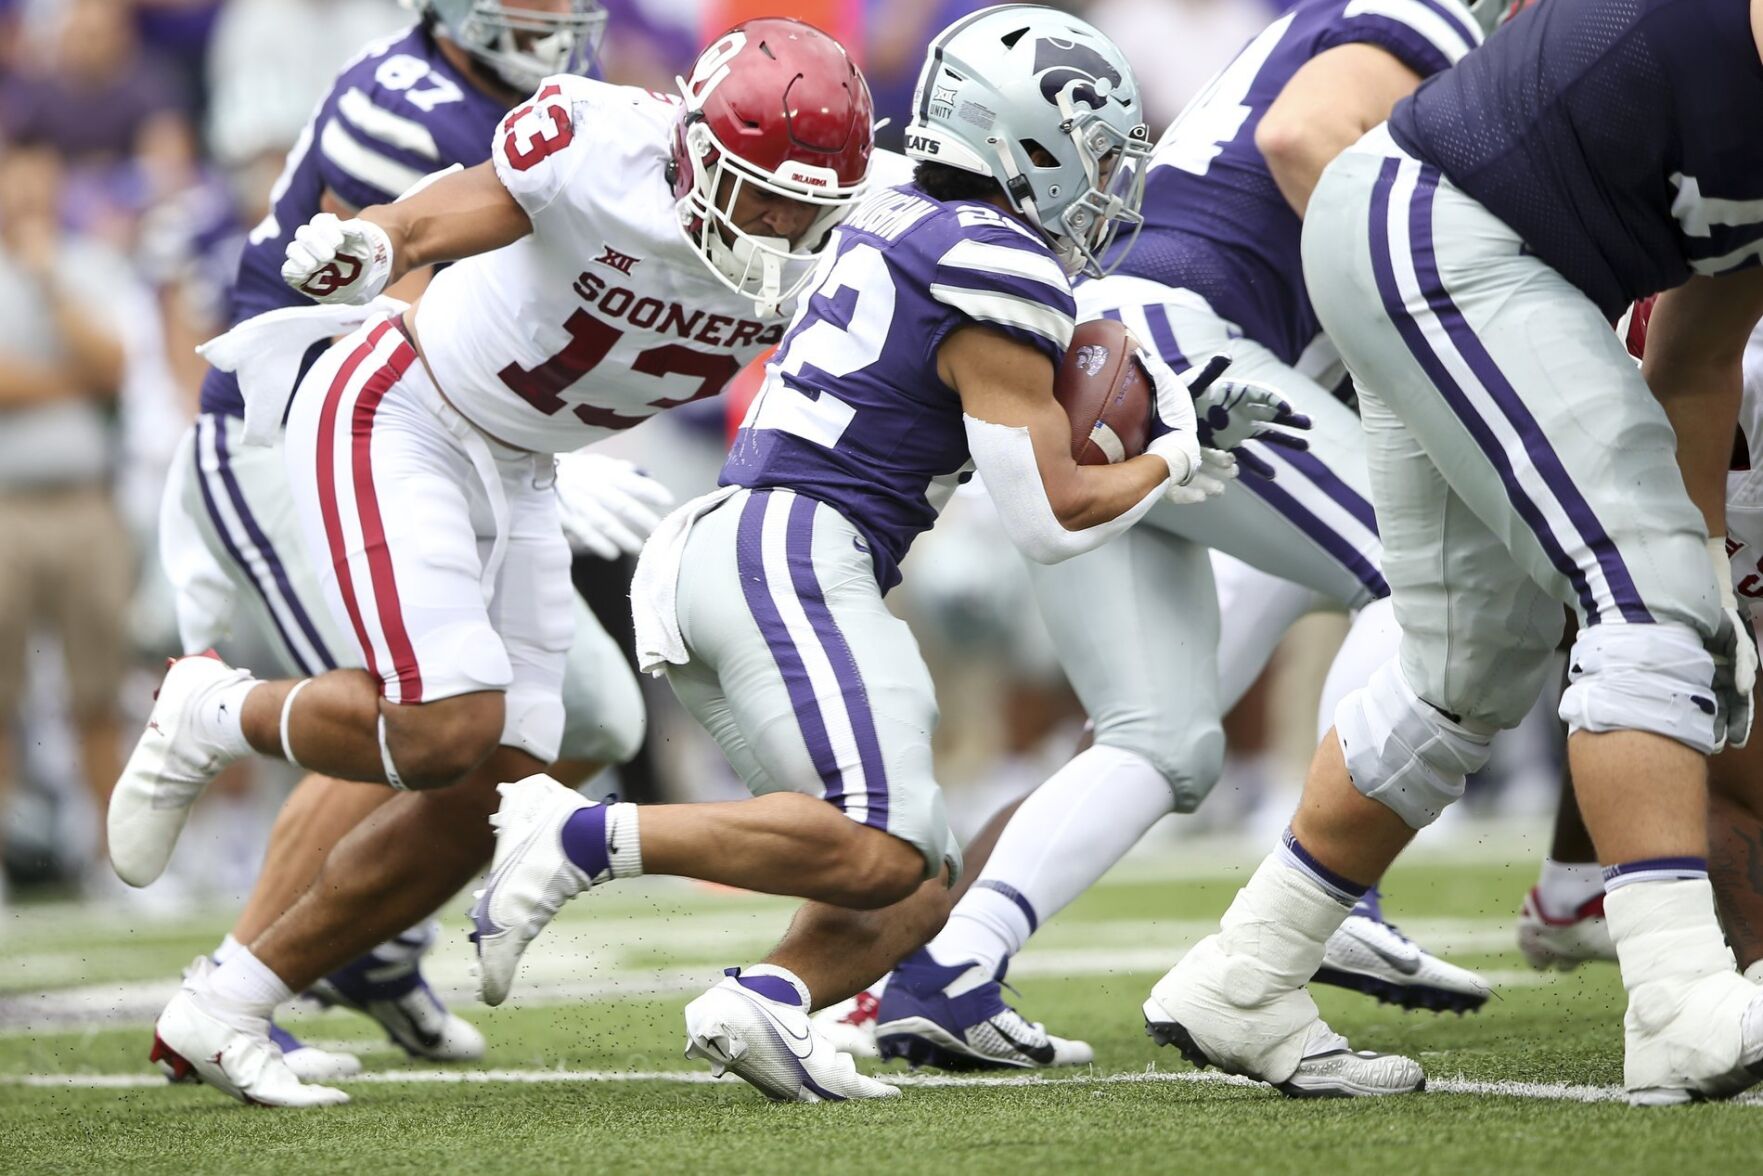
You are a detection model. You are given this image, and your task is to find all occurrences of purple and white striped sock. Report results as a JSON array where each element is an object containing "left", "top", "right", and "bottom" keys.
[
  {"left": 1278, "top": 827, "right": 1371, "bottom": 908},
  {"left": 1601, "top": 855, "right": 1707, "bottom": 893}
]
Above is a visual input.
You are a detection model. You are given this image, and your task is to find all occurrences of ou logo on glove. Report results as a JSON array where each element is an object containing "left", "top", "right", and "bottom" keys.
[{"left": 299, "top": 254, "right": 363, "bottom": 298}]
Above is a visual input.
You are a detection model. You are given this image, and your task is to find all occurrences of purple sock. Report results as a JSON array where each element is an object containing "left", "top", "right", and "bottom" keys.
[
  {"left": 560, "top": 806, "right": 610, "bottom": 878},
  {"left": 1602, "top": 856, "right": 1708, "bottom": 892}
]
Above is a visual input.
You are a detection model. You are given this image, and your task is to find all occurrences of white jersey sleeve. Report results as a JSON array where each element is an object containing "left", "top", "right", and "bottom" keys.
[{"left": 492, "top": 74, "right": 611, "bottom": 221}]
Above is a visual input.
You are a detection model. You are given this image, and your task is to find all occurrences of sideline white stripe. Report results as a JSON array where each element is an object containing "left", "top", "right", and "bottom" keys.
[
  {"left": 759, "top": 493, "right": 870, "bottom": 824},
  {"left": 319, "top": 118, "right": 426, "bottom": 198},
  {"left": 1382, "top": 158, "right": 1618, "bottom": 619},
  {"left": 8, "top": 1066, "right": 1759, "bottom": 1106},
  {"left": 197, "top": 418, "right": 326, "bottom": 673}
]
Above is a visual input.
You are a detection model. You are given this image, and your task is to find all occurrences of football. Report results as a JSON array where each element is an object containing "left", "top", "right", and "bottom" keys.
[{"left": 1055, "top": 318, "right": 1153, "bottom": 465}]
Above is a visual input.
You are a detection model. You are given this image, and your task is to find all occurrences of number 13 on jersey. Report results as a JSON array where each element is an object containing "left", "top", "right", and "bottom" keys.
[{"left": 744, "top": 241, "right": 893, "bottom": 447}]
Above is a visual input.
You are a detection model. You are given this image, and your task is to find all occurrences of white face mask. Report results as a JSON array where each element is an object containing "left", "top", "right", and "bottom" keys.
[{"left": 673, "top": 120, "right": 863, "bottom": 316}]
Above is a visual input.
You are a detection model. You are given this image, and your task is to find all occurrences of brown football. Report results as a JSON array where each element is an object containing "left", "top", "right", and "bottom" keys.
[{"left": 1055, "top": 318, "right": 1152, "bottom": 465}]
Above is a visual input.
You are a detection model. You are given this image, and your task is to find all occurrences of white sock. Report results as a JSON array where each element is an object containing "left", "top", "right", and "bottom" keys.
[
  {"left": 1535, "top": 858, "right": 1605, "bottom": 917},
  {"left": 1604, "top": 877, "right": 1735, "bottom": 993},
  {"left": 1315, "top": 597, "right": 1402, "bottom": 741},
  {"left": 211, "top": 933, "right": 243, "bottom": 965},
  {"left": 195, "top": 677, "right": 259, "bottom": 761},
  {"left": 926, "top": 745, "right": 1174, "bottom": 975},
  {"left": 205, "top": 948, "right": 294, "bottom": 1019}
]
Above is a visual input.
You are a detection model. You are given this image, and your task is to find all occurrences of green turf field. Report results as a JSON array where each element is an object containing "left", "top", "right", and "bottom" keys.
[{"left": 4, "top": 832, "right": 1756, "bottom": 1176}]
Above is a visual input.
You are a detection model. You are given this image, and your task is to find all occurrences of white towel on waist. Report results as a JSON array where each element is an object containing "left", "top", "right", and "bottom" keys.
[
  {"left": 630, "top": 485, "right": 741, "bottom": 675},
  {"left": 197, "top": 296, "right": 409, "bottom": 446}
]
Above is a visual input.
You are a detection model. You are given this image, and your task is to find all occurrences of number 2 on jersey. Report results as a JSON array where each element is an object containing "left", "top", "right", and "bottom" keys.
[{"left": 745, "top": 242, "right": 893, "bottom": 447}]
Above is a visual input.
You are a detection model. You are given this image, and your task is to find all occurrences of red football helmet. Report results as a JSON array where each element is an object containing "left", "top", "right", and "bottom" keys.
[{"left": 670, "top": 19, "right": 874, "bottom": 312}]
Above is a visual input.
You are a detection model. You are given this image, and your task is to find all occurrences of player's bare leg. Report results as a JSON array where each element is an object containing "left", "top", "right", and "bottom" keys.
[
  {"left": 232, "top": 774, "right": 387, "bottom": 942},
  {"left": 1709, "top": 734, "right": 1763, "bottom": 976},
  {"left": 1519, "top": 759, "right": 1618, "bottom": 969},
  {"left": 108, "top": 653, "right": 507, "bottom": 887},
  {"left": 762, "top": 780, "right": 1029, "bottom": 1016}
]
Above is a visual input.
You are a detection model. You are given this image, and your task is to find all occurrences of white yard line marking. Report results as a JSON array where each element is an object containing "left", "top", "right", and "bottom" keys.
[{"left": 5, "top": 1066, "right": 1756, "bottom": 1107}]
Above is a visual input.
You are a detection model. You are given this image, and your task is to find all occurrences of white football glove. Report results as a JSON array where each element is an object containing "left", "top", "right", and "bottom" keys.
[
  {"left": 1163, "top": 447, "right": 1237, "bottom": 505},
  {"left": 1136, "top": 344, "right": 1205, "bottom": 494},
  {"left": 282, "top": 213, "right": 394, "bottom": 304},
  {"left": 554, "top": 452, "right": 676, "bottom": 560}
]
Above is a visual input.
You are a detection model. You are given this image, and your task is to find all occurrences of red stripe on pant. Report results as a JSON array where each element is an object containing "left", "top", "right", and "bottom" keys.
[
  {"left": 350, "top": 337, "right": 421, "bottom": 700},
  {"left": 313, "top": 319, "right": 421, "bottom": 701}
]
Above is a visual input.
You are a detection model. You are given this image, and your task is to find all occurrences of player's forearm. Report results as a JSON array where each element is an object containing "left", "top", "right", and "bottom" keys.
[
  {"left": 1258, "top": 46, "right": 1422, "bottom": 217},
  {"left": 1652, "top": 363, "right": 1740, "bottom": 536},
  {"left": 1048, "top": 454, "right": 1173, "bottom": 530},
  {"left": 359, "top": 163, "right": 532, "bottom": 278},
  {"left": 965, "top": 413, "right": 1168, "bottom": 565}
]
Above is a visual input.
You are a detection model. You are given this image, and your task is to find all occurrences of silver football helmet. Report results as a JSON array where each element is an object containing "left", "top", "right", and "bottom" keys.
[
  {"left": 408, "top": 0, "right": 607, "bottom": 92},
  {"left": 904, "top": 5, "right": 1150, "bottom": 276},
  {"left": 1467, "top": 0, "right": 1529, "bottom": 35}
]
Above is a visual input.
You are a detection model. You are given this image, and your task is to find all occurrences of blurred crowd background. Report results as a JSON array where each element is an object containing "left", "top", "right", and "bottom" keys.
[{"left": 0, "top": 0, "right": 1563, "bottom": 913}]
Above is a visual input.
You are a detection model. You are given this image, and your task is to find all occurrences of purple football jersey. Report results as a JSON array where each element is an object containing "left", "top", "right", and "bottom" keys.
[
  {"left": 1108, "top": 0, "right": 1480, "bottom": 363},
  {"left": 199, "top": 23, "right": 509, "bottom": 418},
  {"left": 722, "top": 184, "right": 1077, "bottom": 591},
  {"left": 1391, "top": 0, "right": 1763, "bottom": 318}
]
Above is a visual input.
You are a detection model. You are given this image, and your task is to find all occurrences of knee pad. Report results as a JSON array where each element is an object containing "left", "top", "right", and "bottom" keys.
[
  {"left": 1558, "top": 622, "right": 1718, "bottom": 755},
  {"left": 502, "top": 685, "right": 565, "bottom": 764},
  {"left": 1334, "top": 660, "right": 1495, "bottom": 829},
  {"left": 1097, "top": 715, "right": 1225, "bottom": 814}
]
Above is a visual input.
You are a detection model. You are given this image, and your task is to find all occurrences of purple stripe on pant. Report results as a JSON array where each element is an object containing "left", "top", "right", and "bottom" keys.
[
  {"left": 735, "top": 492, "right": 845, "bottom": 804},
  {"left": 209, "top": 415, "right": 339, "bottom": 668},
  {"left": 191, "top": 418, "right": 321, "bottom": 676},
  {"left": 1365, "top": 158, "right": 1610, "bottom": 624},
  {"left": 1403, "top": 168, "right": 1651, "bottom": 624},
  {"left": 1241, "top": 470, "right": 1389, "bottom": 599},
  {"left": 784, "top": 494, "right": 891, "bottom": 830}
]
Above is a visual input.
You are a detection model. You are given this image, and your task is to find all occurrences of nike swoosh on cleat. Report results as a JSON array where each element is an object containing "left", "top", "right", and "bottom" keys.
[
  {"left": 988, "top": 1019, "right": 1055, "bottom": 1065},
  {"left": 471, "top": 821, "right": 548, "bottom": 942},
  {"left": 1362, "top": 936, "right": 1423, "bottom": 977},
  {"left": 734, "top": 991, "right": 814, "bottom": 1059}
]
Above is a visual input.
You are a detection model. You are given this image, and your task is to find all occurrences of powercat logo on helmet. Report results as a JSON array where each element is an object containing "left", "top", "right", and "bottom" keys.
[{"left": 1033, "top": 36, "right": 1121, "bottom": 110}]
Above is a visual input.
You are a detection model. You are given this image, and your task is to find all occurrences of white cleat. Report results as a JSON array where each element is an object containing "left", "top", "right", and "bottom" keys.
[
  {"left": 1316, "top": 914, "right": 1492, "bottom": 1013},
  {"left": 471, "top": 774, "right": 601, "bottom": 1007},
  {"left": 811, "top": 990, "right": 881, "bottom": 1060},
  {"left": 158, "top": 958, "right": 361, "bottom": 1085},
  {"left": 1143, "top": 935, "right": 1424, "bottom": 1098},
  {"left": 1517, "top": 887, "right": 1617, "bottom": 972},
  {"left": 152, "top": 987, "right": 348, "bottom": 1107},
  {"left": 1625, "top": 971, "right": 1763, "bottom": 1106},
  {"left": 275, "top": 1028, "right": 364, "bottom": 1084},
  {"left": 108, "top": 654, "right": 254, "bottom": 887},
  {"left": 684, "top": 972, "right": 899, "bottom": 1102}
]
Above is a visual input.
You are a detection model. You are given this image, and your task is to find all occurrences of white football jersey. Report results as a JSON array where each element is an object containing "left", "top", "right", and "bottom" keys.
[{"left": 414, "top": 75, "right": 793, "bottom": 453}]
